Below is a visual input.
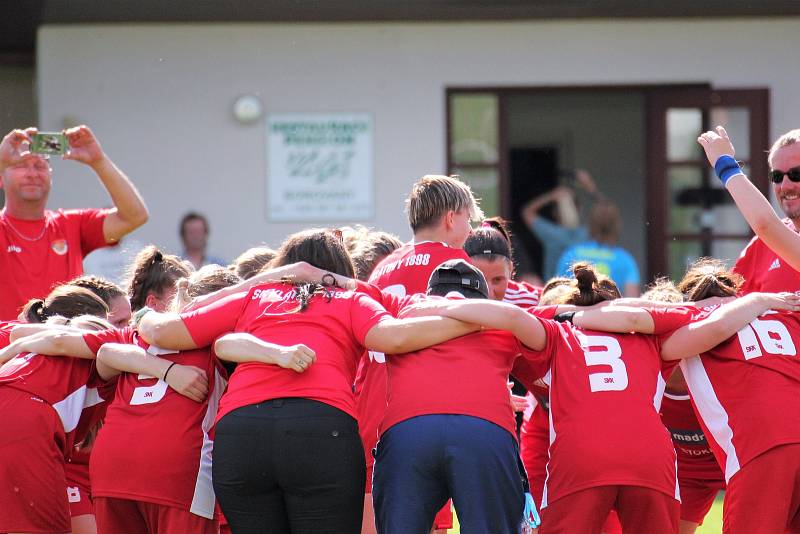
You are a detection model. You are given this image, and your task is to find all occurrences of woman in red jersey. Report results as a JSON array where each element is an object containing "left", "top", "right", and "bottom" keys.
[
  {"left": 0, "top": 288, "right": 110, "bottom": 534},
  {"left": 400, "top": 262, "right": 800, "bottom": 534},
  {"left": 136, "top": 229, "right": 479, "bottom": 534},
  {"left": 464, "top": 217, "right": 541, "bottom": 307}
]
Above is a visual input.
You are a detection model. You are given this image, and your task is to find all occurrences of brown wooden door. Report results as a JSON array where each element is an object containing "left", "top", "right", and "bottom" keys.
[{"left": 646, "top": 87, "right": 770, "bottom": 280}]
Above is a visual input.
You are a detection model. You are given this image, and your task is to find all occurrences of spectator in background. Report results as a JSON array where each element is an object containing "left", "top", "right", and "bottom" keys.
[
  {"left": 179, "top": 211, "right": 225, "bottom": 270},
  {"left": 555, "top": 200, "right": 641, "bottom": 296},
  {"left": 0, "top": 126, "right": 148, "bottom": 320},
  {"left": 519, "top": 169, "right": 600, "bottom": 281}
]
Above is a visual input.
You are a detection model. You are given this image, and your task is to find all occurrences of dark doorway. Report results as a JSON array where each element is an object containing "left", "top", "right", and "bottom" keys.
[{"left": 509, "top": 147, "right": 558, "bottom": 280}]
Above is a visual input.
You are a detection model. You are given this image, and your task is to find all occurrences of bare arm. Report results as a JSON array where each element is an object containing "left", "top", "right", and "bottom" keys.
[
  {"left": 698, "top": 126, "right": 800, "bottom": 272},
  {"left": 138, "top": 312, "right": 198, "bottom": 350},
  {"left": 364, "top": 316, "right": 479, "bottom": 354},
  {"left": 520, "top": 187, "right": 562, "bottom": 227},
  {"left": 399, "top": 299, "right": 547, "bottom": 350},
  {"left": 660, "top": 292, "right": 800, "bottom": 361},
  {"left": 63, "top": 126, "right": 148, "bottom": 243},
  {"left": 213, "top": 333, "right": 316, "bottom": 373},
  {"left": 97, "top": 344, "right": 209, "bottom": 402},
  {"left": 180, "top": 262, "right": 356, "bottom": 312},
  {"left": 10, "top": 322, "right": 81, "bottom": 342},
  {"left": 569, "top": 306, "right": 656, "bottom": 334},
  {"left": 0, "top": 330, "right": 94, "bottom": 364}
]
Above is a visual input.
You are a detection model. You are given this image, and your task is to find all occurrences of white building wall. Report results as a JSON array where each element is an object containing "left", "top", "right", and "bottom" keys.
[{"left": 37, "top": 18, "right": 799, "bottom": 261}]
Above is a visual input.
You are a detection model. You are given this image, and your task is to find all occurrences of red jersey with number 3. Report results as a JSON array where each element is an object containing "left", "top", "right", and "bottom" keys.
[
  {"left": 537, "top": 312, "right": 681, "bottom": 508},
  {"left": 0, "top": 349, "right": 113, "bottom": 455},
  {"left": 82, "top": 327, "right": 227, "bottom": 519},
  {"left": 733, "top": 219, "right": 800, "bottom": 294},
  {"left": 355, "top": 241, "right": 472, "bottom": 466},
  {"left": 679, "top": 310, "right": 800, "bottom": 482}
]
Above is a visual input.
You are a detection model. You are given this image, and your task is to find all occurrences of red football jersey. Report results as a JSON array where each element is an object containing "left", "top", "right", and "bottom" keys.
[
  {"left": 679, "top": 310, "right": 800, "bottom": 482},
  {"left": 504, "top": 279, "right": 541, "bottom": 308},
  {"left": 181, "top": 282, "right": 389, "bottom": 423},
  {"left": 0, "top": 208, "right": 108, "bottom": 320},
  {"left": 0, "top": 320, "right": 17, "bottom": 349},
  {"left": 356, "top": 241, "right": 472, "bottom": 466},
  {"left": 733, "top": 218, "right": 800, "bottom": 294},
  {"left": 380, "top": 328, "right": 547, "bottom": 438},
  {"left": 83, "top": 328, "right": 227, "bottom": 519},
  {"left": 0, "top": 349, "right": 113, "bottom": 455},
  {"left": 659, "top": 392, "right": 725, "bottom": 482},
  {"left": 537, "top": 318, "right": 679, "bottom": 508}
]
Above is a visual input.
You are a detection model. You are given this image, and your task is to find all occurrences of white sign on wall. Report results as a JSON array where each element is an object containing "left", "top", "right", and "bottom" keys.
[{"left": 267, "top": 112, "right": 373, "bottom": 221}]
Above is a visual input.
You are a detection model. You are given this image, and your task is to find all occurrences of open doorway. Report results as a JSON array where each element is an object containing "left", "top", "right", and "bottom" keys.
[{"left": 447, "top": 85, "right": 769, "bottom": 286}]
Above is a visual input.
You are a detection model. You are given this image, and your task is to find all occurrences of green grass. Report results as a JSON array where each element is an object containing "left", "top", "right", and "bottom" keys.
[{"left": 449, "top": 493, "right": 725, "bottom": 533}]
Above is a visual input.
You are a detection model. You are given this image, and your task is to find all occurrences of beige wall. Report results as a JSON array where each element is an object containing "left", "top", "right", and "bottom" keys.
[{"left": 37, "top": 18, "right": 799, "bottom": 262}]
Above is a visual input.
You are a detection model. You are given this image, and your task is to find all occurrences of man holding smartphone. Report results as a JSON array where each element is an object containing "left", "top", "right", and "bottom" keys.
[{"left": 0, "top": 126, "right": 149, "bottom": 320}]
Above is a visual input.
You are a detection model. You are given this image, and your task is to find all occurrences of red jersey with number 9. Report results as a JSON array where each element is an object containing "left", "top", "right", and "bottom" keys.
[
  {"left": 82, "top": 327, "right": 227, "bottom": 519},
  {"left": 679, "top": 310, "right": 800, "bottom": 483},
  {"left": 537, "top": 314, "right": 680, "bottom": 508}
]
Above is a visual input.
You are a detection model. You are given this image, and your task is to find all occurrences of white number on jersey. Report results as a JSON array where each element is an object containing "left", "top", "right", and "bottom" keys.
[
  {"left": 369, "top": 284, "right": 408, "bottom": 364},
  {"left": 579, "top": 333, "right": 628, "bottom": 392},
  {"left": 130, "top": 374, "right": 169, "bottom": 405},
  {"left": 736, "top": 317, "right": 797, "bottom": 360}
]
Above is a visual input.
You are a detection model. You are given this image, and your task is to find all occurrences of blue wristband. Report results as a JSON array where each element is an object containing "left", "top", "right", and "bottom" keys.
[{"left": 714, "top": 155, "right": 742, "bottom": 185}]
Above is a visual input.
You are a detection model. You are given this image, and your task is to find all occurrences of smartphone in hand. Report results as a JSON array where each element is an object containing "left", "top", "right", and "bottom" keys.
[{"left": 30, "top": 132, "right": 68, "bottom": 156}]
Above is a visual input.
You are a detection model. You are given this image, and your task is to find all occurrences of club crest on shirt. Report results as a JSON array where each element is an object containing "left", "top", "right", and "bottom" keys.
[{"left": 51, "top": 239, "right": 68, "bottom": 255}]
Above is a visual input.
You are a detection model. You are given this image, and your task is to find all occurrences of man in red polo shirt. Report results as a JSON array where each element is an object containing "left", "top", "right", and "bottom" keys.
[
  {"left": 733, "top": 129, "right": 800, "bottom": 293},
  {"left": 0, "top": 126, "right": 148, "bottom": 319}
]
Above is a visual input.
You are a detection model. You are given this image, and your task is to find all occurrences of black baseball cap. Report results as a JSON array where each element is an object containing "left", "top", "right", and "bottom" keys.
[{"left": 427, "top": 259, "right": 490, "bottom": 299}]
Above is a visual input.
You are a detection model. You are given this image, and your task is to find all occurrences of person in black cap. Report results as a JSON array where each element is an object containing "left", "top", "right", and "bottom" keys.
[{"left": 372, "top": 259, "right": 543, "bottom": 534}]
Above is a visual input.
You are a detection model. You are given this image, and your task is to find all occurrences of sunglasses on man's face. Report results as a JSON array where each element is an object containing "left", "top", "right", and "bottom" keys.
[{"left": 770, "top": 166, "right": 800, "bottom": 184}]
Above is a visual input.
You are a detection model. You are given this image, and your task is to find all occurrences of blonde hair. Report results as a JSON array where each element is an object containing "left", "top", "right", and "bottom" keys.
[
  {"left": 405, "top": 175, "right": 483, "bottom": 232},
  {"left": 641, "top": 277, "right": 683, "bottom": 304},
  {"left": 768, "top": 129, "right": 800, "bottom": 167}
]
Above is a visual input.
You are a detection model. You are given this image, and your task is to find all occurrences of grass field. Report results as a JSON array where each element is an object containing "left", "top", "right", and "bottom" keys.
[{"left": 449, "top": 494, "right": 725, "bottom": 533}]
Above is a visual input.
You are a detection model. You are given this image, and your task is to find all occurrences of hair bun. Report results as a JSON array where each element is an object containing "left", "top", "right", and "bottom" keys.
[{"left": 573, "top": 262, "right": 598, "bottom": 293}]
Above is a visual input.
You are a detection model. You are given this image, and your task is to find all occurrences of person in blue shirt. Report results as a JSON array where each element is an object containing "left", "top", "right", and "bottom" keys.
[
  {"left": 520, "top": 170, "right": 599, "bottom": 280},
  {"left": 555, "top": 200, "right": 641, "bottom": 296}
]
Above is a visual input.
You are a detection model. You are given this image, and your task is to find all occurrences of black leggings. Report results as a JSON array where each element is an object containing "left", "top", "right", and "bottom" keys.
[{"left": 212, "top": 398, "right": 365, "bottom": 534}]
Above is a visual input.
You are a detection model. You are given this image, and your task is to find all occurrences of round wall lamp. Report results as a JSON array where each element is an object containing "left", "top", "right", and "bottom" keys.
[{"left": 232, "top": 94, "right": 264, "bottom": 124}]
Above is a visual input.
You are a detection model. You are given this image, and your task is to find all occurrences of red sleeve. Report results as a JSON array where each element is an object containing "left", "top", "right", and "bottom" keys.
[
  {"left": 62, "top": 208, "right": 110, "bottom": 256},
  {"left": 0, "top": 321, "right": 15, "bottom": 349},
  {"left": 531, "top": 305, "right": 558, "bottom": 320},
  {"left": 349, "top": 293, "right": 392, "bottom": 346},
  {"left": 647, "top": 306, "right": 710, "bottom": 335},
  {"left": 82, "top": 326, "right": 134, "bottom": 355},
  {"left": 511, "top": 349, "right": 548, "bottom": 390},
  {"left": 180, "top": 292, "right": 249, "bottom": 347}
]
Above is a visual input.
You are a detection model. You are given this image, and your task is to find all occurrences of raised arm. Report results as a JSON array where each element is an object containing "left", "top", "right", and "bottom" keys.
[
  {"left": 63, "top": 126, "right": 148, "bottom": 243},
  {"left": 213, "top": 332, "right": 316, "bottom": 373},
  {"left": 97, "top": 343, "right": 209, "bottom": 402},
  {"left": 698, "top": 126, "right": 800, "bottom": 272},
  {"left": 660, "top": 292, "right": 800, "bottom": 361},
  {"left": 398, "top": 299, "right": 547, "bottom": 350}
]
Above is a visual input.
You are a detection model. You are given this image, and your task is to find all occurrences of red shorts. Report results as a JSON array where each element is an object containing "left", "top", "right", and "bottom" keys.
[
  {"left": 65, "top": 456, "right": 93, "bottom": 517},
  {"left": 94, "top": 497, "right": 219, "bottom": 534},
  {"left": 540, "top": 485, "right": 679, "bottom": 534},
  {"left": 0, "top": 388, "right": 70, "bottom": 533},
  {"left": 723, "top": 443, "right": 800, "bottom": 534},
  {"left": 678, "top": 476, "right": 724, "bottom": 525}
]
